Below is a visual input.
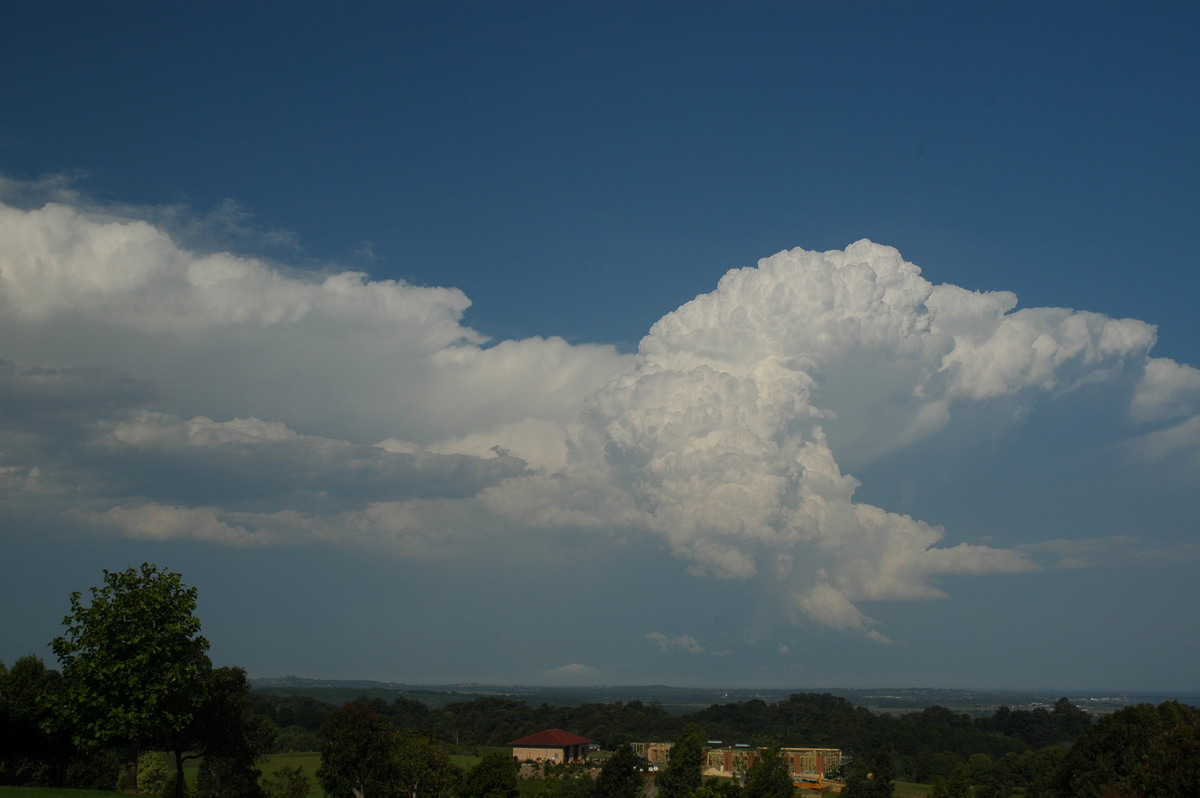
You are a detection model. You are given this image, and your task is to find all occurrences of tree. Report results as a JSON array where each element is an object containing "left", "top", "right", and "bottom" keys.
[
  {"left": 593, "top": 743, "right": 643, "bottom": 798},
  {"left": 136, "top": 752, "right": 170, "bottom": 797},
  {"left": 536, "top": 768, "right": 594, "bottom": 798},
  {"left": 198, "top": 752, "right": 267, "bottom": 798},
  {"left": 393, "top": 729, "right": 456, "bottom": 798},
  {"left": 50, "top": 563, "right": 211, "bottom": 794},
  {"left": 263, "top": 766, "right": 311, "bottom": 798},
  {"left": 317, "top": 702, "right": 396, "bottom": 798},
  {"left": 461, "top": 751, "right": 518, "bottom": 798},
  {"left": 694, "top": 781, "right": 745, "bottom": 798},
  {"left": 843, "top": 745, "right": 895, "bottom": 798},
  {"left": 928, "top": 765, "right": 971, "bottom": 798},
  {"left": 1054, "top": 700, "right": 1200, "bottom": 797},
  {"left": 175, "top": 667, "right": 275, "bottom": 798},
  {"left": 744, "top": 744, "right": 793, "bottom": 798},
  {"left": 1, "top": 655, "right": 73, "bottom": 786},
  {"left": 656, "top": 725, "right": 705, "bottom": 798}
]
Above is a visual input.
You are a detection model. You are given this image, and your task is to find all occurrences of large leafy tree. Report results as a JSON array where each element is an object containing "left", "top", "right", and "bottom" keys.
[
  {"left": 656, "top": 725, "right": 705, "bottom": 798},
  {"left": 843, "top": 745, "right": 895, "bottom": 798},
  {"left": 1, "top": 655, "right": 71, "bottom": 786},
  {"left": 592, "top": 743, "right": 643, "bottom": 798},
  {"left": 318, "top": 702, "right": 398, "bottom": 798},
  {"left": 50, "top": 563, "right": 210, "bottom": 793},
  {"left": 394, "top": 729, "right": 457, "bottom": 798},
  {"left": 928, "top": 765, "right": 971, "bottom": 798},
  {"left": 187, "top": 667, "right": 275, "bottom": 798},
  {"left": 1054, "top": 700, "right": 1200, "bottom": 797},
  {"left": 744, "top": 744, "right": 793, "bottom": 798}
]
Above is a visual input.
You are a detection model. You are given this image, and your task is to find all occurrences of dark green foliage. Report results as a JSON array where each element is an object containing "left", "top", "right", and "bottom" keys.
[
  {"left": 928, "top": 764, "right": 971, "bottom": 798},
  {"left": 535, "top": 766, "right": 593, "bottom": 798},
  {"left": 592, "top": 743, "right": 643, "bottom": 798},
  {"left": 1012, "top": 745, "right": 1066, "bottom": 798},
  {"left": 694, "top": 780, "right": 746, "bottom": 797},
  {"left": 317, "top": 701, "right": 456, "bottom": 798},
  {"left": 251, "top": 693, "right": 333, "bottom": 733},
  {"left": 656, "top": 725, "right": 705, "bottom": 798},
  {"left": 64, "top": 745, "right": 121, "bottom": 790},
  {"left": 0, "top": 655, "right": 73, "bottom": 786},
  {"left": 843, "top": 745, "right": 895, "bottom": 798},
  {"left": 977, "top": 697, "right": 1091, "bottom": 749},
  {"left": 696, "top": 693, "right": 870, "bottom": 748},
  {"left": 163, "top": 666, "right": 275, "bottom": 798},
  {"left": 263, "top": 765, "right": 311, "bottom": 798},
  {"left": 275, "top": 724, "right": 322, "bottom": 752},
  {"left": 197, "top": 752, "right": 266, "bottom": 798},
  {"left": 136, "top": 752, "right": 170, "bottom": 797},
  {"left": 461, "top": 751, "right": 518, "bottom": 798},
  {"left": 247, "top": 686, "right": 1094, "bottom": 779},
  {"left": 318, "top": 702, "right": 396, "bottom": 798},
  {"left": 394, "top": 728, "right": 457, "bottom": 797},
  {"left": 1053, "top": 700, "right": 1200, "bottom": 797},
  {"left": 50, "top": 563, "right": 211, "bottom": 794},
  {"left": 743, "top": 744, "right": 792, "bottom": 798}
]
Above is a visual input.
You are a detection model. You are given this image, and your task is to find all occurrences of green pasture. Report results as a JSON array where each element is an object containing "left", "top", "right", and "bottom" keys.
[
  {"left": 0, "top": 789, "right": 119, "bottom": 798},
  {"left": 0, "top": 759, "right": 935, "bottom": 798}
]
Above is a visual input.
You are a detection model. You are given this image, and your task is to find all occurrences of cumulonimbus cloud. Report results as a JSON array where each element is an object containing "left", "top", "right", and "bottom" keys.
[{"left": 3, "top": 192, "right": 1198, "bottom": 640}]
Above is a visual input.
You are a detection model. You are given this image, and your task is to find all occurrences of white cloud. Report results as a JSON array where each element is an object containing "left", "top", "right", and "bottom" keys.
[
  {"left": 101, "top": 411, "right": 300, "bottom": 447},
  {"left": 547, "top": 663, "right": 599, "bottom": 676},
  {"left": 1131, "top": 357, "right": 1200, "bottom": 424},
  {"left": 794, "top": 582, "right": 890, "bottom": 643},
  {"left": 645, "top": 633, "right": 704, "bottom": 654},
  {"left": 3, "top": 196, "right": 1197, "bottom": 644},
  {"left": 99, "top": 504, "right": 272, "bottom": 547},
  {"left": 0, "top": 199, "right": 629, "bottom": 444}
]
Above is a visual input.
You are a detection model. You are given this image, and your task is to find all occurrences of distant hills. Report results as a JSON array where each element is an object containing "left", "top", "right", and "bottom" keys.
[{"left": 249, "top": 676, "right": 1197, "bottom": 716}]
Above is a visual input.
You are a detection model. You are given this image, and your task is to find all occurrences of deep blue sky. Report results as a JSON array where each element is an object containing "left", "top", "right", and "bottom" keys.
[
  {"left": 6, "top": 2, "right": 1197, "bottom": 351},
  {"left": 2, "top": 2, "right": 1198, "bottom": 692}
]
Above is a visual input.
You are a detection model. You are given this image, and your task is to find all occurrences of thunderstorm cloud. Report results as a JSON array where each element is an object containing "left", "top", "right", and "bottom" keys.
[{"left": 3, "top": 195, "right": 1198, "bottom": 642}]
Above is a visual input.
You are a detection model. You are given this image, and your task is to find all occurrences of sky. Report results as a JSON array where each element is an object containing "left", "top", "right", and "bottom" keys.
[{"left": 1, "top": 1, "right": 1199, "bottom": 694}]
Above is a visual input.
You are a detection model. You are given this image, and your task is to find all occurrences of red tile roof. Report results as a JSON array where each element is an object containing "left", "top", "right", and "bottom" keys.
[{"left": 508, "top": 729, "right": 594, "bottom": 747}]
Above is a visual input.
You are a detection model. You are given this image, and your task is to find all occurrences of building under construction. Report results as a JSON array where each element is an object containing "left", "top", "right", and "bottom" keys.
[{"left": 631, "top": 741, "right": 842, "bottom": 782}]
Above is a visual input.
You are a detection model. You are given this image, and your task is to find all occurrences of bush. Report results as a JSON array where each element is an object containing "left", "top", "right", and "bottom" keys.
[
  {"left": 275, "top": 725, "right": 322, "bottom": 753},
  {"left": 66, "top": 747, "right": 122, "bottom": 790},
  {"left": 263, "top": 765, "right": 310, "bottom": 798},
  {"left": 136, "top": 752, "right": 170, "bottom": 797}
]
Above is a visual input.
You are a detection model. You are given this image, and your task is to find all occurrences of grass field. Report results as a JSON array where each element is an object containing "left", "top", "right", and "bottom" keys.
[
  {"left": 0, "top": 761, "right": 935, "bottom": 798},
  {"left": 0, "top": 789, "right": 119, "bottom": 798}
]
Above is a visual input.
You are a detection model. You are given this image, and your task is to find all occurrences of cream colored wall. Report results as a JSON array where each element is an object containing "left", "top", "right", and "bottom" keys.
[{"left": 512, "top": 745, "right": 564, "bottom": 762}]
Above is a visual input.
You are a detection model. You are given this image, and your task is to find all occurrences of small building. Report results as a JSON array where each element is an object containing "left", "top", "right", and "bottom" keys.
[{"left": 509, "top": 729, "right": 595, "bottom": 764}]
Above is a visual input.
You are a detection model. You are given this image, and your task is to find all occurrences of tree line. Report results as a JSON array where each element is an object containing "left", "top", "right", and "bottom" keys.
[{"left": 252, "top": 687, "right": 1092, "bottom": 781}]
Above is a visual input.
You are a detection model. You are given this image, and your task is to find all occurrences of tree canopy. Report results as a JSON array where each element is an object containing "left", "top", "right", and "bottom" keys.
[
  {"left": 1054, "top": 700, "right": 1200, "bottom": 797},
  {"left": 50, "top": 563, "right": 210, "bottom": 793},
  {"left": 318, "top": 702, "right": 397, "bottom": 798},
  {"left": 592, "top": 743, "right": 643, "bottom": 798},
  {"left": 656, "top": 725, "right": 706, "bottom": 798},
  {"left": 743, "top": 744, "right": 793, "bottom": 798}
]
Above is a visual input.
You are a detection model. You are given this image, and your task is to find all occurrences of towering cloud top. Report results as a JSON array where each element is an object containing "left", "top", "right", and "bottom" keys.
[{"left": 577, "top": 241, "right": 1150, "bottom": 637}]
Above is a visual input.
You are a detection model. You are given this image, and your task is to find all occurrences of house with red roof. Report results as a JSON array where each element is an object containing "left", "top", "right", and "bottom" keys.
[{"left": 508, "top": 729, "right": 594, "bottom": 764}]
